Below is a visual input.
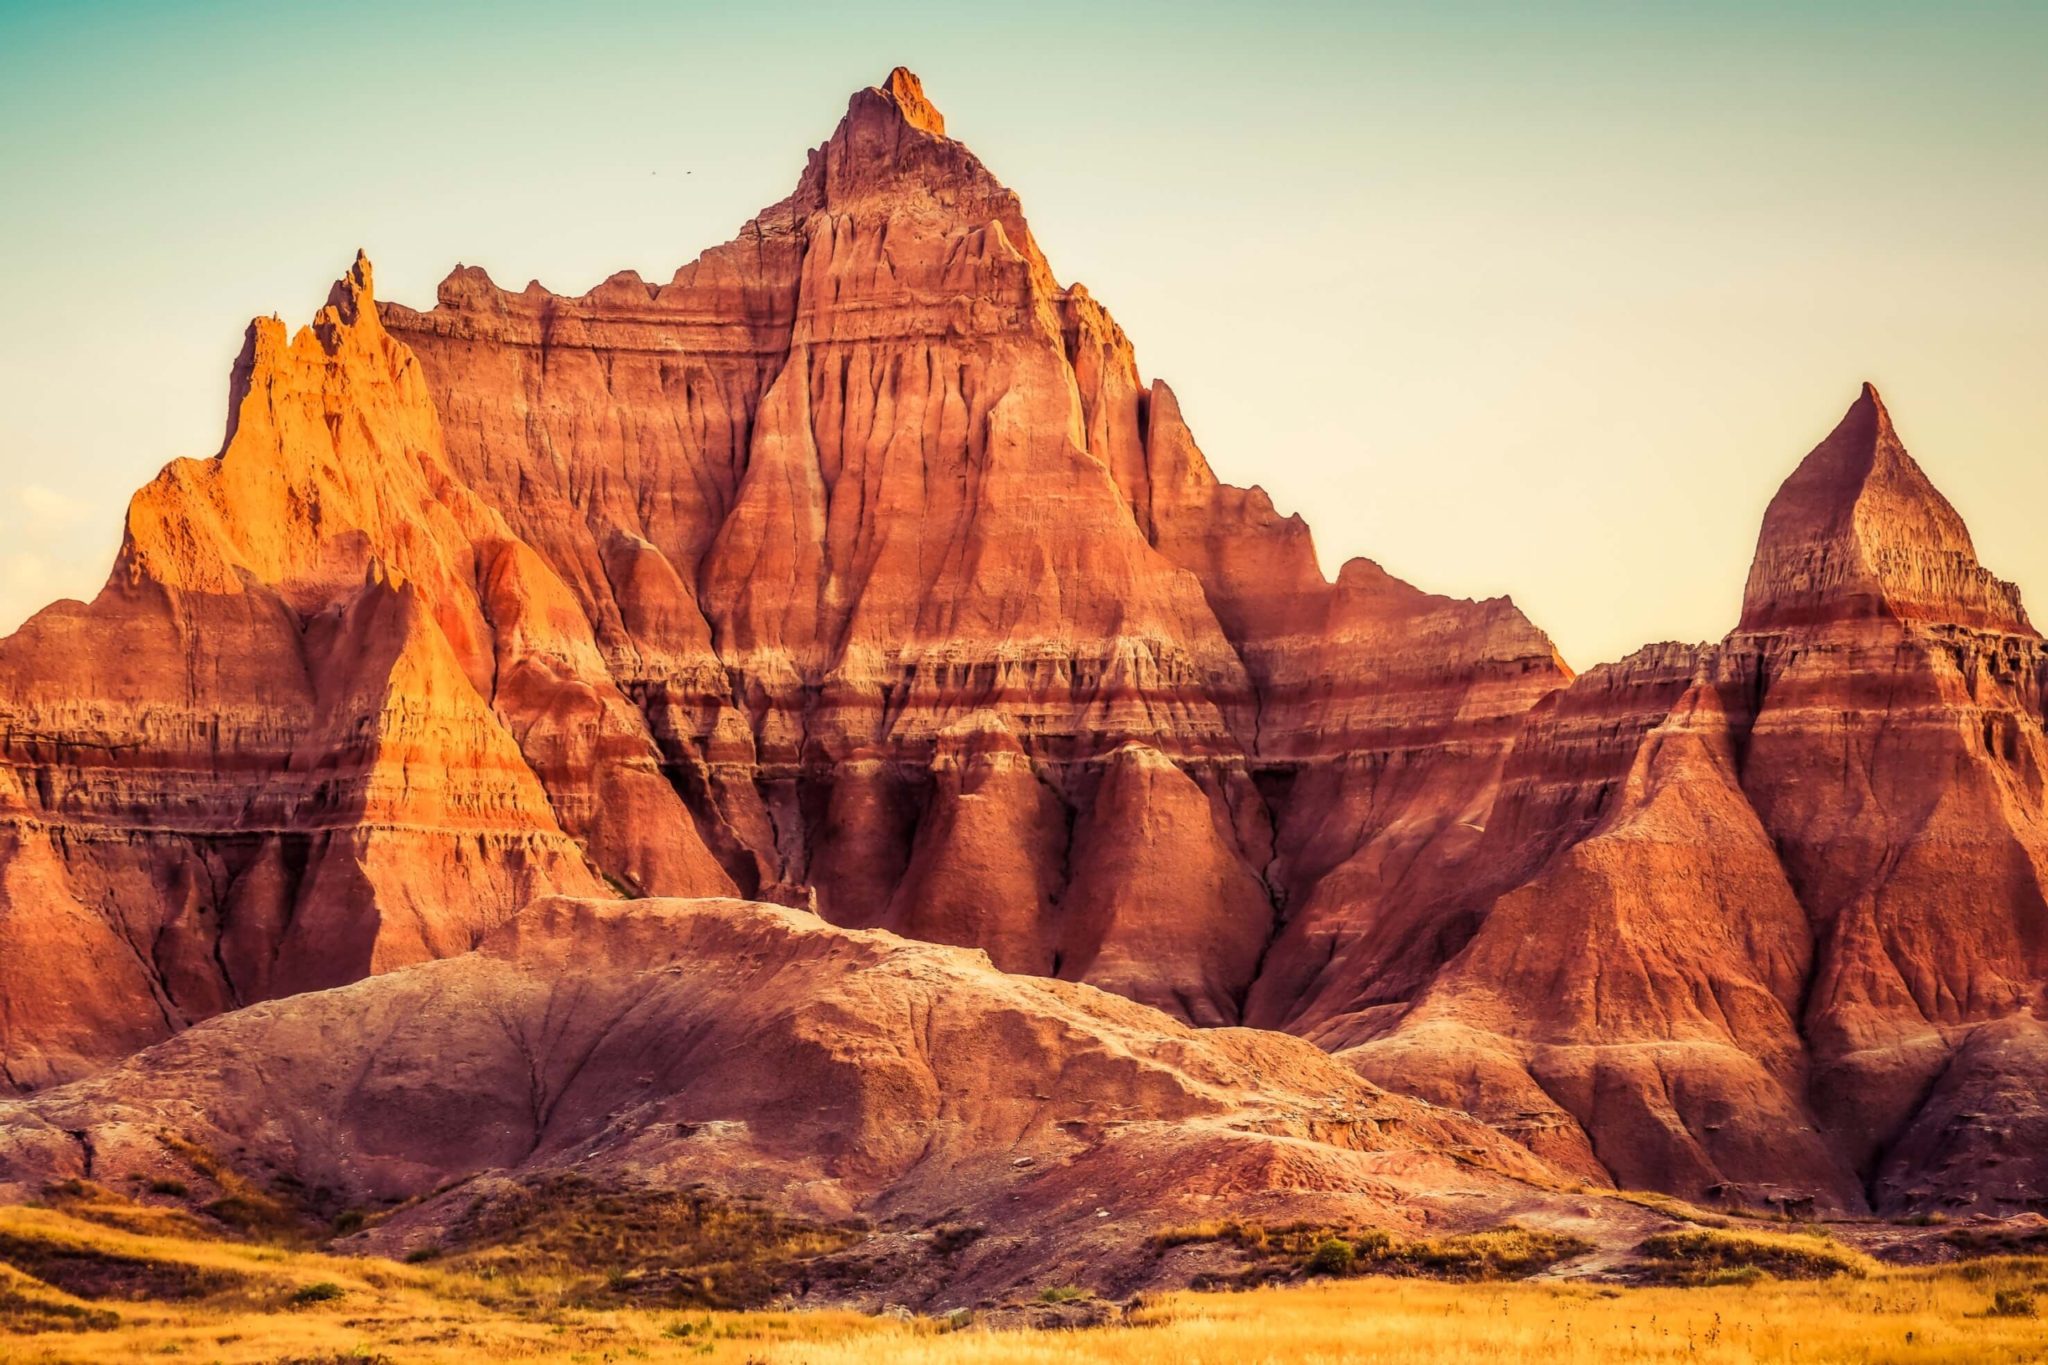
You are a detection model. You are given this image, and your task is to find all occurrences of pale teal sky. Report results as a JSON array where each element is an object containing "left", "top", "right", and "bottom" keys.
[{"left": 2, "top": 1, "right": 2044, "bottom": 666}]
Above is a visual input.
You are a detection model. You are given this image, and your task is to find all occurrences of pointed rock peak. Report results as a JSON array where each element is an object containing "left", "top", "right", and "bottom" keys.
[
  {"left": 1739, "top": 385, "right": 2032, "bottom": 634},
  {"left": 312, "top": 250, "right": 382, "bottom": 354},
  {"left": 326, "top": 249, "right": 374, "bottom": 325},
  {"left": 834, "top": 66, "right": 948, "bottom": 148},
  {"left": 1148, "top": 378, "right": 1186, "bottom": 424},
  {"left": 1830, "top": 379, "right": 1892, "bottom": 454},
  {"left": 878, "top": 66, "right": 945, "bottom": 136},
  {"left": 790, "top": 64, "right": 1048, "bottom": 283}
]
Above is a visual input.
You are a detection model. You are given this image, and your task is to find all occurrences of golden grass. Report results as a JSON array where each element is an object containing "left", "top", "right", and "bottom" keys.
[
  {"left": 27, "top": 1177, "right": 223, "bottom": 1243},
  {"left": 1, "top": 1205, "right": 2045, "bottom": 1363},
  {"left": 152, "top": 1130, "right": 308, "bottom": 1237},
  {"left": 1608, "top": 1188, "right": 1737, "bottom": 1228},
  {"left": 0, "top": 1204, "right": 888, "bottom": 1363},
  {"left": 784, "top": 1270, "right": 2048, "bottom": 1364}
]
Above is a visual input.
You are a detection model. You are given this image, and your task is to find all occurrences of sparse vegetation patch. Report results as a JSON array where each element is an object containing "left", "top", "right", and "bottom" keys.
[
  {"left": 153, "top": 1132, "right": 307, "bottom": 1240},
  {"left": 430, "top": 1174, "right": 863, "bottom": 1310},
  {"left": 1944, "top": 1223, "right": 2048, "bottom": 1259},
  {"left": 0, "top": 1229, "right": 245, "bottom": 1302},
  {"left": 0, "top": 1274, "right": 122, "bottom": 1334},
  {"left": 3, "top": 1204, "right": 2048, "bottom": 1362},
  {"left": 1151, "top": 1219, "right": 1592, "bottom": 1284},
  {"left": 1985, "top": 1287, "right": 2037, "bottom": 1318},
  {"left": 1629, "top": 1227, "right": 1874, "bottom": 1284}
]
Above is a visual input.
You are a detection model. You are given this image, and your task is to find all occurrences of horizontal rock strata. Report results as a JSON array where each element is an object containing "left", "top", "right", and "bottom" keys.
[{"left": 0, "top": 69, "right": 2042, "bottom": 1221}]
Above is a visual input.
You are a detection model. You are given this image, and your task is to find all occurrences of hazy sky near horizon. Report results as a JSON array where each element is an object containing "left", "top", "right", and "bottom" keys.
[{"left": 1, "top": 0, "right": 2044, "bottom": 668}]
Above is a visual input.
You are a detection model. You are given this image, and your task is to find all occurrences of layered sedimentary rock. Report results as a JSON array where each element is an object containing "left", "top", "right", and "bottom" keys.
[
  {"left": 0, "top": 68, "right": 1568, "bottom": 1089},
  {"left": 0, "top": 257, "right": 733, "bottom": 1091},
  {"left": 1337, "top": 386, "right": 2048, "bottom": 1216},
  {"left": 0, "top": 896, "right": 1598, "bottom": 1304},
  {"left": 2, "top": 66, "right": 2043, "bottom": 1224},
  {"left": 374, "top": 66, "right": 1569, "bottom": 1029}
]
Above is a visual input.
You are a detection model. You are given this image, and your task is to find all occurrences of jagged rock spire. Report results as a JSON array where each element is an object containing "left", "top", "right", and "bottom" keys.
[{"left": 878, "top": 66, "right": 945, "bottom": 136}]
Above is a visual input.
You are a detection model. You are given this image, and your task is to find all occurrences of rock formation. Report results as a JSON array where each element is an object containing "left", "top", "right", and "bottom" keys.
[
  {"left": 0, "top": 896, "right": 1597, "bottom": 1305},
  {"left": 377, "top": 68, "right": 1569, "bottom": 1031},
  {"left": 0, "top": 68, "right": 2043, "bottom": 1223},
  {"left": 1334, "top": 386, "right": 2048, "bottom": 1216},
  {"left": 0, "top": 68, "right": 1564, "bottom": 1090}
]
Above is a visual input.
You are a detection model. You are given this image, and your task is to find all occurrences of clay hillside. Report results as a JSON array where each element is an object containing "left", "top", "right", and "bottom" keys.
[{"left": 1, "top": 69, "right": 2042, "bottom": 1233}]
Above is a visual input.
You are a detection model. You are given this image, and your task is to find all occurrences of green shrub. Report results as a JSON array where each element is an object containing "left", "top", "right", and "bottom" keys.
[
  {"left": 286, "top": 1281, "right": 344, "bottom": 1307},
  {"left": 1307, "top": 1238, "right": 1356, "bottom": 1277}
]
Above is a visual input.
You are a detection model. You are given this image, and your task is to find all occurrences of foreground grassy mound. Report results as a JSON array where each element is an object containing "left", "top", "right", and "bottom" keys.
[
  {"left": 1629, "top": 1226, "right": 1878, "bottom": 1285},
  {"left": 1149, "top": 1218, "right": 1593, "bottom": 1284},
  {"left": 0, "top": 1260, "right": 120, "bottom": 1335},
  {"left": 1, "top": 1205, "right": 2046, "bottom": 1362},
  {"left": 416, "top": 1174, "right": 866, "bottom": 1310},
  {"left": 0, "top": 1204, "right": 875, "bottom": 1360}
]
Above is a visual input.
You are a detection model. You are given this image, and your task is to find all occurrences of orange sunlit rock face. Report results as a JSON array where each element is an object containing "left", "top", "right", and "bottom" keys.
[
  {"left": 0, "top": 69, "right": 2043, "bottom": 1221},
  {"left": 0, "top": 253, "right": 729, "bottom": 1090}
]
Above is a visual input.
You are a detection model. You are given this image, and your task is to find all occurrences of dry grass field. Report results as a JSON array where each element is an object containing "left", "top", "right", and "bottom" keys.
[{"left": 2, "top": 1201, "right": 2045, "bottom": 1363}]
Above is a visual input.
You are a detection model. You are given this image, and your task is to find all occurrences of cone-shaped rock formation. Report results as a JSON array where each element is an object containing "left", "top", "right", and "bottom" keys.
[{"left": 1338, "top": 386, "right": 2048, "bottom": 1215}]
